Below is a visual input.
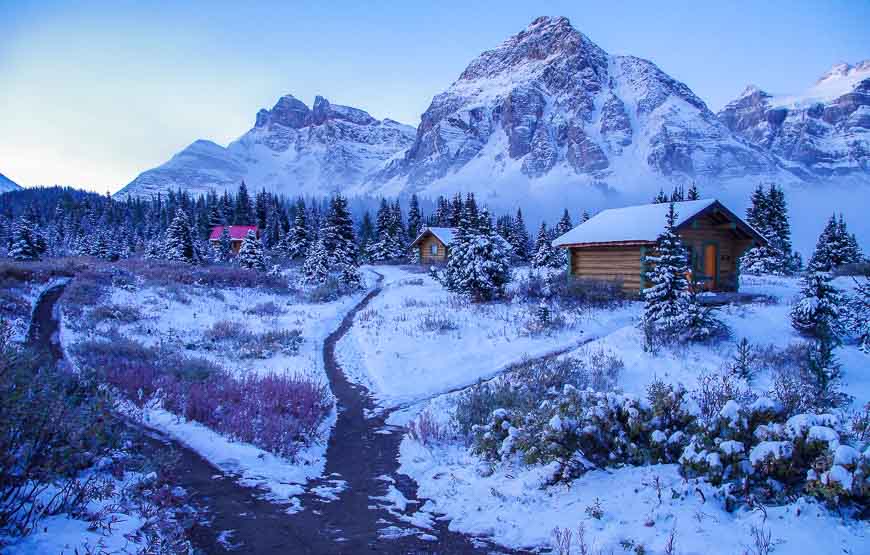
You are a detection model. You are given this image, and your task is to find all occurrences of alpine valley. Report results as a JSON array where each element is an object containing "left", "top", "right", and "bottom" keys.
[{"left": 117, "top": 16, "right": 870, "bottom": 251}]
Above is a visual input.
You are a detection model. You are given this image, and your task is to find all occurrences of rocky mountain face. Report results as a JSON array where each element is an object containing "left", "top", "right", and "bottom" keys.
[
  {"left": 118, "top": 95, "right": 415, "bottom": 198},
  {"left": 0, "top": 173, "right": 22, "bottom": 192},
  {"left": 717, "top": 61, "right": 870, "bottom": 177},
  {"left": 375, "top": 16, "right": 778, "bottom": 193}
]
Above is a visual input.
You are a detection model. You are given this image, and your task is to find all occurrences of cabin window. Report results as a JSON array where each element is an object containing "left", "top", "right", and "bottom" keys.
[{"left": 430, "top": 244, "right": 438, "bottom": 256}]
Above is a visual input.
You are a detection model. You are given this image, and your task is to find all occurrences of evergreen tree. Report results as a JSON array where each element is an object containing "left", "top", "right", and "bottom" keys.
[
  {"left": 449, "top": 194, "right": 464, "bottom": 227},
  {"left": 407, "top": 194, "right": 422, "bottom": 241},
  {"left": 441, "top": 207, "right": 511, "bottom": 302},
  {"left": 740, "top": 183, "right": 796, "bottom": 275},
  {"left": 670, "top": 185, "right": 685, "bottom": 202},
  {"left": 509, "top": 208, "right": 530, "bottom": 261},
  {"left": 848, "top": 277, "right": 870, "bottom": 353},
  {"left": 554, "top": 209, "right": 574, "bottom": 268},
  {"left": 164, "top": 208, "right": 200, "bottom": 264},
  {"left": 282, "top": 199, "right": 310, "bottom": 259},
  {"left": 581, "top": 210, "right": 591, "bottom": 222},
  {"left": 531, "top": 222, "right": 560, "bottom": 269},
  {"left": 652, "top": 189, "right": 669, "bottom": 204},
  {"left": 686, "top": 182, "right": 700, "bottom": 201},
  {"left": 791, "top": 270, "right": 846, "bottom": 342},
  {"left": 238, "top": 230, "right": 266, "bottom": 271},
  {"left": 8, "top": 214, "right": 42, "bottom": 261},
  {"left": 234, "top": 181, "right": 253, "bottom": 225},
  {"left": 642, "top": 203, "right": 693, "bottom": 343},
  {"left": 357, "top": 210, "right": 375, "bottom": 263},
  {"left": 322, "top": 194, "right": 360, "bottom": 286},
  {"left": 808, "top": 214, "right": 863, "bottom": 272},
  {"left": 217, "top": 226, "right": 233, "bottom": 261},
  {"left": 303, "top": 236, "right": 330, "bottom": 284}
]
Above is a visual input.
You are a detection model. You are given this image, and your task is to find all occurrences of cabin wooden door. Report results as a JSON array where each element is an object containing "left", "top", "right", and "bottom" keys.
[{"left": 703, "top": 243, "right": 717, "bottom": 290}]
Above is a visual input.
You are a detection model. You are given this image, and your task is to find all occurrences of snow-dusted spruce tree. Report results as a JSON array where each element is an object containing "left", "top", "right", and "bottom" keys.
[
  {"left": 356, "top": 210, "right": 375, "bottom": 263},
  {"left": 368, "top": 198, "right": 404, "bottom": 262},
  {"left": 238, "top": 230, "right": 266, "bottom": 271},
  {"left": 531, "top": 222, "right": 560, "bottom": 269},
  {"left": 740, "top": 183, "right": 798, "bottom": 275},
  {"left": 303, "top": 236, "right": 330, "bottom": 284},
  {"left": 407, "top": 193, "right": 422, "bottom": 241},
  {"left": 641, "top": 203, "right": 693, "bottom": 344},
  {"left": 791, "top": 269, "right": 846, "bottom": 342},
  {"left": 282, "top": 200, "right": 310, "bottom": 260},
  {"left": 848, "top": 277, "right": 870, "bottom": 352},
  {"left": 686, "top": 182, "right": 700, "bottom": 201},
  {"left": 164, "top": 208, "right": 201, "bottom": 264},
  {"left": 554, "top": 209, "right": 574, "bottom": 268},
  {"left": 442, "top": 207, "right": 511, "bottom": 302},
  {"left": 652, "top": 189, "right": 669, "bottom": 204},
  {"left": 321, "top": 194, "right": 361, "bottom": 287},
  {"left": 509, "top": 208, "right": 531, "bottom": 262},
  {"left": 216, "top": 226, "right": 233, "bottom": 262},
  {"left": 808, "top": 214, "right": 863, "bottom": 272},
  {"left": 8, "top": 214, "right": 43, "bottom": 261}
]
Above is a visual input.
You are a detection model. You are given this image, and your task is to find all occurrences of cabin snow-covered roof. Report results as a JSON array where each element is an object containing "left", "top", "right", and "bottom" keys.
[
  {"left": 552, "top": 199, "right": 766, "bottom": 247},
  {"left": 410, "top": 227, "right": 457, "bottom": 247}
]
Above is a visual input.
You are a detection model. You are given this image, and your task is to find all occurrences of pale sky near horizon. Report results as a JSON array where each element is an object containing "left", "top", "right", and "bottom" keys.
[{"left": 1, "top": 0, "right": 868, "bottom": 193}]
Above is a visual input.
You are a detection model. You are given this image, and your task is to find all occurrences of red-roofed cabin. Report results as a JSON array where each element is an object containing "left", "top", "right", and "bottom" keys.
[{"left": 209, "top": 225, "right": 259, "bottom": 254}]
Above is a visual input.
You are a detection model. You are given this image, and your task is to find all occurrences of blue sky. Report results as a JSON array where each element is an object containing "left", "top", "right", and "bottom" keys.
[{"left": 1, "top": 0, "right": 868, "bottom": 192}]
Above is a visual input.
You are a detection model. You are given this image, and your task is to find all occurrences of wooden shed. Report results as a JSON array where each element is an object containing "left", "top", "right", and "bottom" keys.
[
  {"left": 409, "top": 227, "right": 456, "bottom": 264},
  {"left": 551, "top": 199, "right": 768, "bottom": 294},
  {"left": 209, "top": 225, "right": 259, "bottom": 254}
]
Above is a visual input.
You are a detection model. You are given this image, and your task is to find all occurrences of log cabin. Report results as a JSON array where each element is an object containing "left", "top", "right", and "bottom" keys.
[
  {"left": 410, "top": 227, "right": 456, "bottom": 264},
  {"left": 551, "top": 199, "right": 768, "bottom": 295},
  {"left": 209, "top": 225, "right": 259, "bottom": 254}
]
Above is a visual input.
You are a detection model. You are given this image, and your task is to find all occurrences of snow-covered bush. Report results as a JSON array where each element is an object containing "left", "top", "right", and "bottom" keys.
[
  {"left": 455, "top": 352, "right": 624, "bottom": 439},
  {"left": 471, "top": 386, "right": 697, "bottom": 483},
  {"left": 678, "top": 399, "right": 869, "bottom": 510},
  {"left": 469, "top": 372, "right": 696, "bottom": 483}
]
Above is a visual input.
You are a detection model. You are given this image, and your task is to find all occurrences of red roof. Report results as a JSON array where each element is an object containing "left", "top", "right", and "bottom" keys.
[{"left": 209, "top": 225, "right": 258, "bottom": 241}]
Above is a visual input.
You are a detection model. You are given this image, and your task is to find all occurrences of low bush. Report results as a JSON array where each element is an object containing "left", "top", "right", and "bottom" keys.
[
  {"left": 61, "top": 270, "right": 113, "bottom": 318},
  {"left": 1, "top": 319, "right": 123, "bottom": 538},
  {"left": 203, "top": 321, "right": 302, "bottom": 358},
  {"left": 244, "top": 300, "right": 286, "bottom": 317},
  {"left": 72, "top": 334, "right": 327, "bottom": 458},
  {"left": 408, "top": 411, "right": 453, "bottom": 446},
  {"left": 303, "top": 276, "right": 347, "bottom": 303},
  {"left": 549, "top": 274, "right": 626, "bottom": 307},
  {"left": 418, "top": 312, "right": 459, "bottom": 333},
  {"left": 86, "top": 303, "right": 143, "bottom": 325},
  {"left": 118, "top": 258, "right": 292, "bottom": 292}
]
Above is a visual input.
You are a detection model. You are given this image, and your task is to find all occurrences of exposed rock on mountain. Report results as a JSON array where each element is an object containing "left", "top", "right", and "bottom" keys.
[
  {"left": 718, "top": 61, "right": 870, "bottom": 176},
  {"left": 117, "top": 95, "right": 415, "bottom": 198},
  {"left": 375, "top": 16, "right": 778, "bottom": 193}
]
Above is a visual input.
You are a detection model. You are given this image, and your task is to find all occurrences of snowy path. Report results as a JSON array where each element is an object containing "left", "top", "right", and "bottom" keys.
[{"left": 35, "top": 275, "right": 519, "bottom": 553}]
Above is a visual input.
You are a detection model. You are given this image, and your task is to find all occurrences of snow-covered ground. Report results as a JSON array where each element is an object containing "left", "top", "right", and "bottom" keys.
[
  {"left": 61, "top": 268, "right": 379, "bottom": 508},
  {"left": 332, "top": 267, "right": 870, "bottom": 553},
  {"left": 337, "top": 265, "right": 637, "bottom": 409}
]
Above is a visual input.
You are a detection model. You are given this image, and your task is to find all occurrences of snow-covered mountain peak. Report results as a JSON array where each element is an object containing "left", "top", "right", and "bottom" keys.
[
  {"left": 0, "top": 172, "right": 23, "bottom": 192},
  {"left": 457, "top": 15, "right": 606, "bottom": 86},
  {"left": 118, "top": 94, "right": 415, "bottom": 198},
  {"left": 718, "top": 60, "right": 870, "bottom": 176}
]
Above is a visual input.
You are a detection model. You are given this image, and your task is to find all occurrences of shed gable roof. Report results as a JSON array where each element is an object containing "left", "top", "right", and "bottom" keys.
[
  {"left": 209, "top": 225, "right": 258, "bottom": 241},
  {"left": 552, "top": 199, "right": 768, "bottom": 247}
]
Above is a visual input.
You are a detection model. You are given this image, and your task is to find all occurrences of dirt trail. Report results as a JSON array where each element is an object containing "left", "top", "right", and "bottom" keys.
[{"left": 28, "top": 277, "right": 518, "bottom": 554}]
